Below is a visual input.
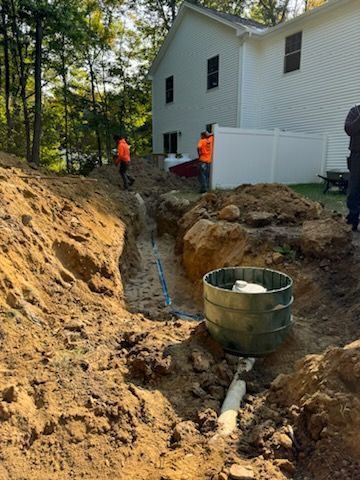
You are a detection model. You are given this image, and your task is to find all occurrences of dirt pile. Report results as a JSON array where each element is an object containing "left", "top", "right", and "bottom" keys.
[
  {"left": 175, "top": 187, "right": 351, "bottom": 283},
  {"left": 268, "top": 340, "right": 360, "bottom": 479}
]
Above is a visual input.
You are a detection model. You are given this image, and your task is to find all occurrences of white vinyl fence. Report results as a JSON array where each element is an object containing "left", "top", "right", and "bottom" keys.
[{"left": 211, "top": 125, "right": 327, "bottom": 189}]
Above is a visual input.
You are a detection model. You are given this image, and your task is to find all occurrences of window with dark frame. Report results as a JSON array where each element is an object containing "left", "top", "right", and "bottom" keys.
[
  {"left": 163, "top": 132, "right": 178, "bottom": 154},
  {"left": 165, "top": 76, "right": 174, "bottom": 103},
  {"left": 284, "top": 32, "right": 302, "bottom": 74},
  {"left": 207, "top": 55, "right": 219, "bottom": 90}
]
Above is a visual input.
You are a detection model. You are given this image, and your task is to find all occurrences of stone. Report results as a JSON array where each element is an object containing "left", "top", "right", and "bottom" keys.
[
  {"left": 21, "top": 214, "right": 32, "bottom": 226},
  {"left": 2, "top": 386, "right": 18, "bottom": 403},
  {"left": 229, "top": 464, "right": 255, "bottom": 480},
  {"left": 218, "top": 473, "right": 228, "bottom": 480},
  {"left": 275, "top": 432, "right": 293, "bottom": 449},
  {"left": 218, "top": 205, "right": 240, "bottom": 222},
  {"left": 271, "top": 252, "right": 284, "bottom": 265},
  {"left": 197, "top": 408, "right": 218, "bottom": 433},
  {"left": 191, "top": 383, "right": 207, "bottom": 399},
  {"left": 191, "top": 350, "right": 211, "bottom": 372},
  {"left": 300, "top": 218, "right": 352, "bottom": 259},
  {"left": 172, "top": 421, "right": 199, "bottom": 444},
  {"left": 182, "top": 219, "right": 249, "bottom": 281},
  {"left": 244, "top": 211, "right": 274, "bottom": 228},
  {"left": 274, "top": 459, "right": 296, "bottom": 475}
]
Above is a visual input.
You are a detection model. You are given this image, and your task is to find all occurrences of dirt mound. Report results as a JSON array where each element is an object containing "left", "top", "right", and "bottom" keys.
[
  {"left": 268, "top": 341, "right": 360, "bottom": 479},
  {"left": 93, "top": 158, "right": 197, "bottom": 214},
  {"left": 175, "top": 186, "right": 350, "bottom": 284}
]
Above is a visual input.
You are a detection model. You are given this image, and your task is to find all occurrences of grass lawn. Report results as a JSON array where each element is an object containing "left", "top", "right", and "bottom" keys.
[{"left": 290, "top": 183, "right": 347, "bottom": 215}]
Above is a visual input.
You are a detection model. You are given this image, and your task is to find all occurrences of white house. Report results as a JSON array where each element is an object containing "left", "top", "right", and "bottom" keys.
[{"left": 149, "top": 0, "right": 360, "bottom": 174}]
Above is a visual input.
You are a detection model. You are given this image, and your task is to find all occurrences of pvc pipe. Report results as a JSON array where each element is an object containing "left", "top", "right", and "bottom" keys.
[{"left": 215, "top": 357, "right": 255, "bottom": 438}]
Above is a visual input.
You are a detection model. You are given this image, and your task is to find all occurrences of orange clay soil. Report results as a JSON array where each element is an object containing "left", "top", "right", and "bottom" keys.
[{"left": 0, "top": 154, "right": 359, "bottom": 480}]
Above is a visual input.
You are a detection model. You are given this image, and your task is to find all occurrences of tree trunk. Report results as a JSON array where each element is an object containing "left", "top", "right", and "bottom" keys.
[
  {"left": 101, "top": 61, "right": 111, "bottom": 163},
  {"left": 88, "top": 56, "right": 102, "bottom": 166},
  {"left": 31, "top": 12, "right": 43, "bottom": 165},
  {"left": 10, "top": 0, "right": 31, "bottom": 162},
  {"left": 1, "top": 1, "right": 11, "bottom": 136},
  {"left": 61, "top": 36, "right": 70, "bottom": 171}
]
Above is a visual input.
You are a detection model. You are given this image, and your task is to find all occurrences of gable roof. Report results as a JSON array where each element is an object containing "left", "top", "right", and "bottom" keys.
[
  {"left": 194, "top": 4, "right": 266, "bottom": 31},
  {"left": 148, "top": 1, "right": 265, "bottom": 78}
]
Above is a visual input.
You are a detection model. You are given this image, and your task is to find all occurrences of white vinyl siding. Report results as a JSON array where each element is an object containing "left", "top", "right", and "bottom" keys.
[
  {"left": 152, "top": 10, "right": 241, "bottom": 157},
  {"left": 253, "top": 3, "right": 360, "bottom": 170}
]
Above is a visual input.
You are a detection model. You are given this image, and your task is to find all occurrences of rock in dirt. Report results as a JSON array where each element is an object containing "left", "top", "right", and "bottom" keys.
[
  {"left": 171, "top": 420, "right": 199, "bottom": 444},
  {"left": 191, "top": 350, "right": 212, "bottom": 372},
  {"left": 274, "top": 432, "right": 293, "bottom": 449},
  {"left": 156, "top": 192, "right": 191, "bottom": 236},
  {"left": 273, "top": 459, "right": 296, "bottom": 475},
  {"left": 183, "top": 219, "right": 248, "bottom": 281},
  {"left": 218, "top": 205, "right": 240, "bottom": 222},
  {"left": 244, "top": 211, "right": 274, "bottom": 228},
  {"left": 229, "top": 464, "right": 255, "bottom": 480},
  {"left": 191, "top": 383, "right": 207, "bottom": 399},
  {"left": 300, "top": 218, "right": 352, "bottom": 258},
  {"left": 21, "top": 214, "right": 32, "bottom": 226},
  {"left": 2, "top": 386, "right": 18, "bottom": 403},
  {"left": 197, "top": 408, "right": 218, "bottom": 433}
]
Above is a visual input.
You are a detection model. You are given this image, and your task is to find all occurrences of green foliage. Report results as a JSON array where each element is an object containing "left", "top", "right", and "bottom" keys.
[{"left": 273, "top": 244, "right": 296, "bottom": 260}]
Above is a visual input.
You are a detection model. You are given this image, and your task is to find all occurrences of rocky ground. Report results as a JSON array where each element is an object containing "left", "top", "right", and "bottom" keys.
[{"left": 0, "top": 155, "right": 359, "bottom": 480}]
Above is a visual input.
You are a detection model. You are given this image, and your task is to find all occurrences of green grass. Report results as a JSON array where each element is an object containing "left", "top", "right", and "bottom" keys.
[{"left": 290, "top": 183, "right": 346, "bottom": 215}]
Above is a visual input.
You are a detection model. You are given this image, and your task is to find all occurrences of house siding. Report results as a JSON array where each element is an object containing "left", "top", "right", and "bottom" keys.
[
  {"left": 152, "top": 10, "right": 241, "bottom": 157},
  {"left": 253, "top": 3, "right": 360, "bottom": 170}
]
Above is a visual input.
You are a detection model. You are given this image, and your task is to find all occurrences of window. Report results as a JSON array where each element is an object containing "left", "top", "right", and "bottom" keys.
[
  {"left": 284, "top": 32, "right": 302, "bottom": 74},
  {"left": 207, "top": 55, "right": 219, "bottom": 90},
  {"left": 165, "top": 76, "right": 174, "bottom": 103},
  {"left": 163, "top": 132, "right": 178, "bottom": 153}
]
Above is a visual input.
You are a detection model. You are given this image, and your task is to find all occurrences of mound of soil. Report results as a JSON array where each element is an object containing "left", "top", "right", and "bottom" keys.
[
  {"left": 1, "top": 151, "right": 359, "bottom": 480},
  {"left": 268, "top": 341, "right": 360, "bottom": 479},
  {"left": 174, "top": 187, "right": 351, "bottom": 284}
]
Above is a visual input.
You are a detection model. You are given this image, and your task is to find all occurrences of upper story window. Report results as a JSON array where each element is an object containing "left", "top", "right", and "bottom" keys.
[
  {"left": 207, "top": 55, "right": 219, "bottom": 90},
  {"left": 284, "top": 32, "right": 302, "bottom": 74},
  {"left": 165, "top": 76, "right": 174, "bottom": 103}
]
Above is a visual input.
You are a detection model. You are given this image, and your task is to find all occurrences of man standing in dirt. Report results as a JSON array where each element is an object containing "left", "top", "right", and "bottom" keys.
[
  {"left": 345, "top": 105, "right": 360, "bottom": 231},
  {"left": 197, "top": 131, "right": 214, "bottom": 193},
  {"left": 115, "top": 135, "right": 135, "bottom": 190}
]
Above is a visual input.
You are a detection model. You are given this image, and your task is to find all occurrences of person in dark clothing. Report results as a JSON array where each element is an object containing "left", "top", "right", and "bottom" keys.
[{"left": 345, "top": 105, "right": 360, "bottom": 231}]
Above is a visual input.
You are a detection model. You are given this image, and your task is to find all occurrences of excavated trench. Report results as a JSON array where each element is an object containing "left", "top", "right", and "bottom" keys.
[{"left": 120, "top": 188, "right": 360, "bottom": 480}]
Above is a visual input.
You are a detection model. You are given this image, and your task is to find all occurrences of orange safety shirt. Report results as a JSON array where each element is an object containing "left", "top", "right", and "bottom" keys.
[
  {"left": 197, "top": 135, "right": 214, "bottom": 163},
  {"left": 117, "top": 139, "right": 131, "bottom": 164}
]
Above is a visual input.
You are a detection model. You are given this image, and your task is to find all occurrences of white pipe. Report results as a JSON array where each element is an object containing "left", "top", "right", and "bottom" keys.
[{"left": 214, "top": 357, "right": 256, "bottom": 438}]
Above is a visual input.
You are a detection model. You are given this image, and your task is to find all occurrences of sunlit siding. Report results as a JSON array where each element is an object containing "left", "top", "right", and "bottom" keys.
[
  {"left": 152, "top": 10, "right": 241, "bottom": 157},
  {"left": 255, "top": 3, "right": 360, "bottom": 170},
  {"left": 240, "top": 40, "right": 262, "bottom": 129}
]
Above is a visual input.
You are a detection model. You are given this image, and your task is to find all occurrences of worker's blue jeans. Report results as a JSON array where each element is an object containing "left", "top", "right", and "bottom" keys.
[
  {"left": 198, "top": 161, "right": 210, "bottom": 193},
  {"left": 347, "top": 152, "right": 360, "bottom": 230}
]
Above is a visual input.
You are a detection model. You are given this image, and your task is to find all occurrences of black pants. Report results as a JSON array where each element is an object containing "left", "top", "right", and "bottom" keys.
[
  {"left": 346, "top": 151, "right": 360, "bottom": 229},
  {"left": 198, "top": 161, "right": 210, "bottom": 193},
  {"left": 119, "top": 162, "right": 134, "bottom": 190}
]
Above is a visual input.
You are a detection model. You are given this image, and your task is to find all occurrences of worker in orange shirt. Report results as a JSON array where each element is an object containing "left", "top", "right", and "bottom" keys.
[
  {"left": 114, "top": 135, "right": 135, "bottom": 190},
  {"left": 197, "top": 131, "right": 214, "bottom": 193}
]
